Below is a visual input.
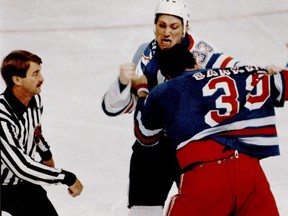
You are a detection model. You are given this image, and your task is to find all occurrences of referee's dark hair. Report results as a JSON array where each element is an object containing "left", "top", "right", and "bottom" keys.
[
  {"left": 1, "top": 50, "right": 42, "bottom": 88},
  {"left": 157, "top": 44, "right": 197, "bottom": 79}
]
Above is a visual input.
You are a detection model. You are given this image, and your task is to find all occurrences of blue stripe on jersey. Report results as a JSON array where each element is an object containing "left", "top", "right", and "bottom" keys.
[{"left": 206, "top": 53, "right": 222, "bottom": 68}]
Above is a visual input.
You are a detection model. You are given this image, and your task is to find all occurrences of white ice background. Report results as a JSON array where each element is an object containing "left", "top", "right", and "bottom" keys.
[{"left": 0, "top": 0, "right": 288, "bottom": 215}]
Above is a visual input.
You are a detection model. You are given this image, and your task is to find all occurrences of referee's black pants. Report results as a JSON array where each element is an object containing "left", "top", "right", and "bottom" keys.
[{"left": 1, "top": 181, "right": 58, "bottom": 216}]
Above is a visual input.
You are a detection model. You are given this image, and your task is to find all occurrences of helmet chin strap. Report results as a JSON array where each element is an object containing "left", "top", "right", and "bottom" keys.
[
  {"left": 183, "top": 22, "right": 189, "bottom": 37},
  {"left": 181, "top": 25, "right": 187, "bottom": 40},
  {"left": 181, "top": 31, "right": 185, "bottom": 40},
  {"left": 181, "top": 22, "right": 190, "bottom": 46}
]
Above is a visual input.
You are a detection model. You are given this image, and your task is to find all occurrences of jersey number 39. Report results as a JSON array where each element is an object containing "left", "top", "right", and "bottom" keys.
[{"left": 203, "top": 73, "right": 270, "bottom": 126}]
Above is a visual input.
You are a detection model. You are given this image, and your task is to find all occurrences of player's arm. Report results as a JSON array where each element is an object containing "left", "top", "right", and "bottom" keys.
[
  {"left": 102, "top": 77, "right": 137, "bottom": 116},
  {"left": 268, "top": 69, "right": 288, "bottom": 107},
  {"left": 280, "top": 69, "right": 288, "bottom": 100},
  {"left": 264, "top": 65, "right": 288, "bottom": 101},
  {"left": 132, "top": 75, "right": 163, "bottom": 146},
  {"left": 101, "top": 43, "right": 148, "bottom": 117}
]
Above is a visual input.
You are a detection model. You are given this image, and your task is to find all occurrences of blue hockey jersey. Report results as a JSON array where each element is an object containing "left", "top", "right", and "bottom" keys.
[{"left": 134, "top": 66, "right": 288, "bottom": 170}]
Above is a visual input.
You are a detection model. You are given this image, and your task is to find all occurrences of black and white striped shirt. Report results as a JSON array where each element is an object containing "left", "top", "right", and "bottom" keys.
[{"left": 1, "top": 88, "right": 74, "bottom": 186}]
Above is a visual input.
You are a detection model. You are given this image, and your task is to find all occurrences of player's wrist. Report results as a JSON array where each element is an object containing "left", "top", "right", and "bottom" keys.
[
  {"left": 135, "top": 83, "right": 149, "bottom": 98},
  {"left": 137, "top": 91, "right": 148, "bottom": 98}
]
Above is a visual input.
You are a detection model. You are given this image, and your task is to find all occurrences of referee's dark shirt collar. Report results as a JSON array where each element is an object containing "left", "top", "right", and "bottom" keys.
[{"left": 3, "top": 88, "right": 37, "bottom": 119}]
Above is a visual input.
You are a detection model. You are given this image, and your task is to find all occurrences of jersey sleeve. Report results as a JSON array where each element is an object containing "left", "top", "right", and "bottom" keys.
[
  {"left": 101, "top": 43, "right": 148, "bottom": 117},
  {"left": 267, "top": 69, "right": 288, "bottom": 107},
  {"left": 281, "top": 70, "right": 288, "bottom": 100},
  {"left": 132, "top": 43, "right": 149, "bottom": 65},
  {"left": 102, "top": 78, "right": 137, "bottom": 116},
  {"left": 134, "top": 95, "right": 163, "bottom": 146}
]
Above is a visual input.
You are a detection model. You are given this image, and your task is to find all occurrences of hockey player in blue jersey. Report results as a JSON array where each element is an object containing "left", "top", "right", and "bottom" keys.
[{"left": 132, "top": 44, "right": 288, "bottom": 216}]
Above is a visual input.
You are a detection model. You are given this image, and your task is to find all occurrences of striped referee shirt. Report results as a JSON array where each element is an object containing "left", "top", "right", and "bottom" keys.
[{"left": 1, "top": 88, "right": 74, "bottom": 186}]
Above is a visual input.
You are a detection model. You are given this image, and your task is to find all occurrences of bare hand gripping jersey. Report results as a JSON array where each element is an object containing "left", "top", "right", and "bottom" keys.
[{"left": 135, "top": 66, "right": 288, "bottom": 170}]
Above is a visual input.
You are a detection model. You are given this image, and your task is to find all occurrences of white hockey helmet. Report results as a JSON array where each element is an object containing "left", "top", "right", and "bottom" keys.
[{"left": 155, "top": 0, "right": 190, "bottom": 33}]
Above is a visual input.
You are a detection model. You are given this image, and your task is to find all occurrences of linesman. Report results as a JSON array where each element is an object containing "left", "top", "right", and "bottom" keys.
[{"left": 1, "top": 50, "right": 83, "bottom": 216}]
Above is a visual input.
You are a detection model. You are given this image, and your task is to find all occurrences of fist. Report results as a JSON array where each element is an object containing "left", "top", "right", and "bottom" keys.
[
  {"left": 68, "top": 178, "right": 83, "bottom": 197},
  {"left": 131, "top": 75, "right": 148, "bottom": 90},
  {"left": 265, "top": 64, "right": 283, "bottom": 74},
  {"left": 119, "top": 63, "right": 136, "bottom": 85}
]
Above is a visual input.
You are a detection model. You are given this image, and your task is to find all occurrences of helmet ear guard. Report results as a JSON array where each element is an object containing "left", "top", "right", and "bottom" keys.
[{"left": 155, "top": 0, "right": 190, "bottom": 34}]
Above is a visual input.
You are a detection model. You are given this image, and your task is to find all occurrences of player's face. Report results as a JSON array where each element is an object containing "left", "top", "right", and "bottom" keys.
[
  {"left": 19, "top": 61, "right": 44, "bottom": 96},
  {"left": 155, "top": 14, "right": 184, "bottom": 50}
]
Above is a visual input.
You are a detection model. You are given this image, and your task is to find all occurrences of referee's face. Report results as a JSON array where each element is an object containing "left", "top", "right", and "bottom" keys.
[{"left": 20, "top": 61, "right": 44, "bottom": 96}]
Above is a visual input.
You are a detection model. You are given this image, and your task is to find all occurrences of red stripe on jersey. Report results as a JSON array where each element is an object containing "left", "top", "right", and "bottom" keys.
[
  {"left": 124, "top": 98, "right": 135, "bottom": 114},
  {"left": 142, "top": 53, "right": 151, "bottom": 61},
  {"left": 220, "top": 57, "right": 233, "bottom": 68},
  {"left": 134, "top": 123, "right": 162, "bottom": 145},
  {"left": 220, "top": 127, "right": 277, "bottom": 136},
  {"left": 282, "top": 70, "right": 288, "bottom": 100}
]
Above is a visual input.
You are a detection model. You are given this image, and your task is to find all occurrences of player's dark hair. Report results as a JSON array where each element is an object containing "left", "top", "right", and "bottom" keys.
[
  {"left": 1, "top": 50, "right": 42, "bottom": 88},
  {"left": 157, "top": 44, "right": 197, "bottom": 79}
]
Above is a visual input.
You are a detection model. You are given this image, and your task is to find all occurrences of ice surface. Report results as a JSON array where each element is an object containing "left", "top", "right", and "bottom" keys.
[{"left": 1, "top": 1, "right": 288, "bottom": 215}]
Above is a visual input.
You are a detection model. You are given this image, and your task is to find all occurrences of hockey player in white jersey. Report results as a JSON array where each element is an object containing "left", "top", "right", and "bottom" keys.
[{"left": 102, "top": 0, "right": 245, "bottom": 215}]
